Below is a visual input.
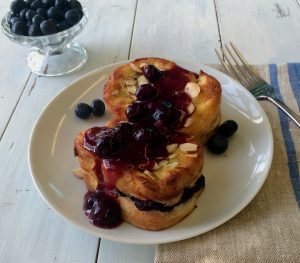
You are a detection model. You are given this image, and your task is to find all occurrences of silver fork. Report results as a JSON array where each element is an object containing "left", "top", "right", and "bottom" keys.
[{"left": 215, "top": 42, "right": 300, "bottom": 128}]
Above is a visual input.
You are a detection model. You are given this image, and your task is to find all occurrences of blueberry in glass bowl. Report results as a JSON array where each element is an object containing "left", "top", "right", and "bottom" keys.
[{"left": 1, "top": 0, "right": 88, "bottom": 76}]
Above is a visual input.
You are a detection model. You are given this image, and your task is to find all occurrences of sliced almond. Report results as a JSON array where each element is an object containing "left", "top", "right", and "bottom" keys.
[
  {"left": 183, "top": 117, "right": 194, "bottom": 127},
  {"left": 186, "top": 153, "right": 198, "bottom": 158},
  {"left": 72, "top": 168, "right": 84, "bottom": 178},
  {"left": 179, "top": 143, "right": 198, "bottom": 153},
  {"left": 125, "top": 79, "right": 137, "bottom": 86},
  {"left": 137, "top": 75, "right": 149, "bottom": 86},
  {"left": 158, "top": 159, "right": 169, "bottom": 168},
  {"left": 139, "top": 63, "right": 148, "bottom": 68},
  {"left": 130, "top": 63, "right": 143, "bottom": 73},
  {"left": 127, "top": 85, "right": 137, "bottom": 94},
  {"left": 184, "top": 82, "right": 200, "bottom": 98},
  {"left": 166, "top": 143, "right": 178, "bottom": 153},
  {"left": 187, "top": 103, "right": 195, "bottom": 114},
  {"left": 168, "top": 153, "right": 177, "bottom": 159},
  {"left": 144, "top": 170, "right": 153, "bottom": 177},
  {"left": 166, "top": 162, "right": 179, "bottom": 169},
  {"left": 111, "top": 90, "right": 120, "bottom": 96},
  {"left": 152, "top": 162, "right": 160, "bottom": 171}
]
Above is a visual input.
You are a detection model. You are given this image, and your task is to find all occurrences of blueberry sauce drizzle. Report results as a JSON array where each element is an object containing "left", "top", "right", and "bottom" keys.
[
  {"left": 81, "top": 64, "right": 201, "bottom": 228},
  {"left": 118, "top": 175, "right": 205, "bottom": 212}
]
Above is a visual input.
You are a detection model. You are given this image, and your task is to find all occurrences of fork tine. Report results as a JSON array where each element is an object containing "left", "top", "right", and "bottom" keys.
[
  {"left": 219, "top": 47, "right": 250, "bottom": 88},
  {"left": 214, "top": 48, "right": 235, "bottom": 76},
  {"left": 230, "top": 42, "right": 266, "bottom": 85},
  {"left": 224, "top": 44, "right": 257, "bottom": 87}
]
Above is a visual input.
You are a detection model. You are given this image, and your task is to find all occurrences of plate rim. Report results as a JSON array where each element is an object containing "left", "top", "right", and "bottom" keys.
[{"left": 28, "top": 60, "right": 274, "bottom": 244}]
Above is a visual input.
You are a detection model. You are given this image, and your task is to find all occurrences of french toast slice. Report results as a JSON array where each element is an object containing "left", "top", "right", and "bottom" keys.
[
  {"left": 104, "top": 57, "right": 222, "bottom": 142},
  {"left": 74, "top": 126, "right": 205, "bottom": 230},
  {"left": 75, "top": 127, "right": 204, "bottom": 205}
]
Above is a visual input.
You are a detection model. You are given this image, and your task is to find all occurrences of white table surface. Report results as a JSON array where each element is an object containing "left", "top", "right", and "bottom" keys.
[{"left": 1, "top": 0, "right": 300, "bottom": 262}]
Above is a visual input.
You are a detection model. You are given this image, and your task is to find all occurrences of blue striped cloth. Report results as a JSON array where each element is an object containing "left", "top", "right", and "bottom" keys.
[{"left": 270, "top": 63, "right": 300, "bottom": 207}]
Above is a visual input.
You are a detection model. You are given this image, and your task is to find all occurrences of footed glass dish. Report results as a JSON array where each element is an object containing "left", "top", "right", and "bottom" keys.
[{"left": 1, "top": 8, "right": 88, "bottom": 76}]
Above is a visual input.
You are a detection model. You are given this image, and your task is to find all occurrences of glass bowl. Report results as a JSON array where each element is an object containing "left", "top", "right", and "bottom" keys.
[{"left": 1, "top": 8, "right": 88, "bottom": 76}]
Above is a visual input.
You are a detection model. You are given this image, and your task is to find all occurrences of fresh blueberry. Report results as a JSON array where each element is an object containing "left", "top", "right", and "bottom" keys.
[
  {"left": 32, "top": 14, "right": 45, "bottom": 25},
  {"left": 143, "top": 64, "right": 163, "bottom": 81},
  {"left": 36, "top": 7, "right": 47, "bottom": 17},
  {"left": 12, "top": 20, "right": 26, "bottom": 35},
  {"left": 47, "top": 6, "right": 64, "bottom": 21},
  {"left": 25, "top": 0, "right": 33, "bottom": 4},
  {"left": 90, "top": 99, "right": 105, "bottom": 117},
  {"left": 9, "top": 16, "right": 22, "bottom": 27},
  {"left": 69, "top": 0, "right": 82, "bottom": 10},
  {"left": 25, "top": 19, "right": 31, "bottom": 29},
  {"left": 10, "top": 0, "right": 28, "bottom": 14},
  {"left": 74, "top": 103, "right": 91, "bottom": 119},
  {"left": 75, "top": 8, "right": 83, "bottom": 18},
  {"left": 25, "top": 9, "right": 36, "bottom": 20},
  {"left": 19, "top": 8, "right": 29, "bottom": 19},
  {"left": 40, "top": 19, "right": 57, "bottom": 35},
  {"left": 28, "top": 23, "right": 42, "bottom": 35},
  {"left": 55, "top": 0, "right": 68, "bottom": 9},
  {"left": 207, "top": 134, "right": 228, "bottom": 154},
  {"left": 136, "top": 84, "right": 159, "bottom": 101},
  {"left": 126, "top": 102, "right": 149, "bottom": 123},
  {"left": 65, "top": 9, "right": 81, "bottom": 25},
  {"left": 217, "top": 120, "right": 238, "bottom": 138},
  {"left": 31, "top": 0, "right": 44, "bottom": 10},
  {"left": 56, "top": 21, "right": 70, "bottom": 32},
  {"left": 42, "top": 0, "right": 54, "bottom": 8}
]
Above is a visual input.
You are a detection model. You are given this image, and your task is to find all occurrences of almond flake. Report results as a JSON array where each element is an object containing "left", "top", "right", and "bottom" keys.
[
  {"left": 152, "top": 162, "right": 160, "bottom": 170},
  {"left": 137, "top": 75, "right": 149, "bottom": 86},
  {"left": 158, "top": 160, "right": 169, "bottom": 167},
  {"left": 186, "top": 153, "right": 198, "bottom": 158},
  {"left": 166, "top": 143, "right": 178, "bottom": 153},
  {"left": 187, "top": 103, "right": 195, "bottom": 114},
  {"left": 168, "top": 153, "right": 177, "bottom": 159},
  {"left": 125, "top": 79, "right": 137, "bottom": 86},
  {"left": 127, "top": 85, "right": 137, "bottom": 94},
  {"left": 130, "top": 63, "right": 143, "bottom": 73},
  {"left": 183, "top": 117, "right": 193, "bottom": 127},
  {"left": 179, "top": 143, "right": 198, "bottom": 153},
  {"left": 73, "top": 168, "right": 84, "bottom": 178},
  {"left": 184, "top": 82, "right": 200, "bottom": 98},
  {"left": 166, "top": 162, "right": 179, "bottom": 169},
  {"left": 111, "top": 90, "right": 120, "bottom": 96},
  {"left": 144, "top": 170, "right": 153, "bottom": 177}
]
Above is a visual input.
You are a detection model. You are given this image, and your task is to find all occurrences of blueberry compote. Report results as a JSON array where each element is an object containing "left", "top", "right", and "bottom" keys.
[
  {"left": 83, "top": 189, "right": 122, "bottom": 228},
  {"left": 81, "top": 64, "right": 200, "bottom": 229},
  {"left": 125, "top": 64, "right": 198, "bottom": 131}
]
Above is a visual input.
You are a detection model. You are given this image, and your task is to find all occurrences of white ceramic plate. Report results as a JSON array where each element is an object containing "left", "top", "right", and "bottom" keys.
[{"left": 28, "top": 61, "right": 273, "bottom": 244}]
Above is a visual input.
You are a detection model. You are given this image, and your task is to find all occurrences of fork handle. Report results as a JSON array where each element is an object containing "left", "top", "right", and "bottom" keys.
[{"left": 258, "top": 96, "right": 300, "bottom": 128}]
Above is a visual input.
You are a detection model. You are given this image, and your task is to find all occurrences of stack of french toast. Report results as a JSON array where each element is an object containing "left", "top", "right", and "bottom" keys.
[{"left": 74, "top": 58, "right": 222, "bottom": 230}]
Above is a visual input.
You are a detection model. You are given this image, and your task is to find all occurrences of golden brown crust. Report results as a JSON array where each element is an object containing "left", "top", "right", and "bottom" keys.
[
  {"left": 74, "top": 129, "right": 204, "bottom": 205},
  {"left": 103, "top": 58, "right": 222, "bottom": 142},
  {"left": 119, "top": 188, "right": 204, "bottom": 231}
]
